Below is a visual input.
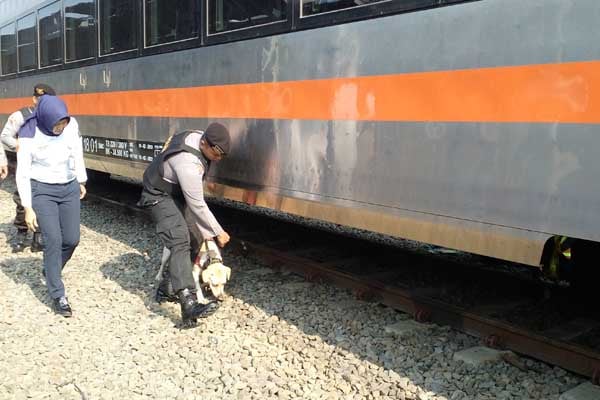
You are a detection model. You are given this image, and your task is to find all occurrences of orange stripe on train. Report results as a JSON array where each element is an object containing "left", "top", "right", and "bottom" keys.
[{"left": 1, "top": 60, "right": 599, "bottom": 123}]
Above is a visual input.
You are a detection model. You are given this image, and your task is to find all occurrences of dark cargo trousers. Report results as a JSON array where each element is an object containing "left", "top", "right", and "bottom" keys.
[
  {"left": 149, "top": 196, "right": 196, "bottom": 293},
  {"left": 32, "top": 180, "right": 81, "bottom": 299},
  {"left": 12, "top": 190, "right": 28, "bottom": 231}
]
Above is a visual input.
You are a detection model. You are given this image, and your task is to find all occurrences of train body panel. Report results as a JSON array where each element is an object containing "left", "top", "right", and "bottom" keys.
[{"left": 2, "top": 0, "right": 600, "bottom": 266}]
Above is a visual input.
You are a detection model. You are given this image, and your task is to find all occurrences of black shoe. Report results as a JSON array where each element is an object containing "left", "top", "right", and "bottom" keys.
[
  {"left": 30, "top": 232, "right": 43, "bottom": 253},
  {"left": 178, "top": 288, "right": 219, "bottom": 327},
  {"left": 155, "top": 279, "right": 178, "bottom": 304},
  {"left": 12, "top": 230, "right": 28, "bottom": 253},
  {"left": 52, "top": 296, "right": 73, "bottom": 318}
]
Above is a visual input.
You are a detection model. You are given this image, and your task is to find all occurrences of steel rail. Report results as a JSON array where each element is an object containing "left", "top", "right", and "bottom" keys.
[{"left": 240, "top": 241, "right": 600, "bottom": 381}]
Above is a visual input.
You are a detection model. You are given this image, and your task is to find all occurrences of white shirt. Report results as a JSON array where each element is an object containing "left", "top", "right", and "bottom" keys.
[
  {"left": 16, "top": 117, "right": 87, "bottom": 207},
  {"left": 0, "top": 109, "right": 26, "bottom": 166},
  {"left": 0, "top": 146, "right": 6, "bottom": 167},
  {"left": 1, "top": 109, "right": 26, "bottom": 151}
]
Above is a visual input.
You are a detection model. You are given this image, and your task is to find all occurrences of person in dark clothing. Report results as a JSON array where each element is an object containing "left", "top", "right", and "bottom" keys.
[
  {"left": 138, "top": 122, "right": 231, "bottom": 327},
  {"left": 1, "top": 83, "right": 57, "bottom": 252}
]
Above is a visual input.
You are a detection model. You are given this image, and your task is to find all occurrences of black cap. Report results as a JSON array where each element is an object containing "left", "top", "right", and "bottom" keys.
[
  {"left": 204, "top": 122, "right": 230, "bottom": 155},
  {"left": 33, "top": 83, "right": 56, "bottom": 97}
]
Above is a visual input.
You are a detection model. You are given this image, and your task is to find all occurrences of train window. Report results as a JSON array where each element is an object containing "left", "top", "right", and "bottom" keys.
[
  {"left": 65, "top": 0, "right": 96, "bottom": 62},
  {"left": 0, "top": 23, "right": 17, "bottom": 75},
  {"left": 207, "top": 0, "right": 287, "bottom": 34},
  {"left": 17, "top": 13, "right": 37, "bottom": 72},
  {"left": 144, "top": 0, "right": 199, "bottom": 47},
  {"left": 39, "top": 1, "right": 63, "bottom": 67},
  {"left": 99, "top": 0, "right": 137, "bottom": 55},
  {"left": 301, "top": 0, "right": 387, "bottom": 16}
]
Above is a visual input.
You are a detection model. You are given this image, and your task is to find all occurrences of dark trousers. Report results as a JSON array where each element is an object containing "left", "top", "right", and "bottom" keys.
[
  {"left": 12, "top": 190, "right": 28, "bottom": 231},
  {"left": 32, "top": 180, "right": 81, "bottom": 299},
  {"left": 149, "top": 196, "right": 195, "bottom": 293}
]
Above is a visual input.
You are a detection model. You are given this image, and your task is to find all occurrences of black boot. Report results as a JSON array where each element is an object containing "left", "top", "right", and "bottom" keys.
[
  {"left": 30, "top": 232, "right": 43, "bottom": 253},
  {"left": 178, "top": 288, "right": 218, "bottom": 327},
  {"left": 12, "top": 230, "right": 28, "bottom": 253},
  {"left": 52, "top": 296, "right": 73, "bottom": 318},
  {"left": 155, "top": 278, "right": 178, "bottom": 303}
]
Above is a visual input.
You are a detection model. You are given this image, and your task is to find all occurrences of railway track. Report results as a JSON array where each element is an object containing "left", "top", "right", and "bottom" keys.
[{"left": 86, "top": 176, "right": 600, "bottom": 384}]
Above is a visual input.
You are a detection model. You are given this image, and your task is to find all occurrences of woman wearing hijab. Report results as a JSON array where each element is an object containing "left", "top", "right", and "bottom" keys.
[{"left": 16, "top": 95, "right": 87, "bottom": 317}]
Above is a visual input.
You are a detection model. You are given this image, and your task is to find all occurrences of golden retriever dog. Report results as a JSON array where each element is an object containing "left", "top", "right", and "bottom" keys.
[
  {"left": 193, "top": 239, "right": 231, "bottom": 302},
  {"left": 156, "top": 240, "right": 231, "bottom": 302},
  {"left": 156, "top": 207, "right": 231, "bottom": 302}
]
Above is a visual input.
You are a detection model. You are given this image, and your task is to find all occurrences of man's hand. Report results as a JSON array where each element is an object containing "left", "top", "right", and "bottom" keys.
[
  {"left": 206, "top": 182, "right": 217, "bottom": 194},
  {"left": 216, "top": 231, "right": 230, "bottom": 248},
  {"left": 0, "top": 165, "right": 7, "bottom": 180},
  {"left": 25, "top": 207, "right": 38, "bottom": 232},
  {"left": 79, "top": 184, "right": 87, "bottom": 200}
]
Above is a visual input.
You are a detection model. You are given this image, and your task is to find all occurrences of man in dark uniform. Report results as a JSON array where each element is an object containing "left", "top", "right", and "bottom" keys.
[
  {"left": 138, "top": 122, "right": 231, "bottom": 327},
  {"left": 0, "top": 83, "right": 56, "bottom": 252}
]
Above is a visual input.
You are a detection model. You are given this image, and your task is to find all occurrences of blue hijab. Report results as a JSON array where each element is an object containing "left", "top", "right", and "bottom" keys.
[{"left": 18, "top": 95, "right": 70, "bottom": 138}]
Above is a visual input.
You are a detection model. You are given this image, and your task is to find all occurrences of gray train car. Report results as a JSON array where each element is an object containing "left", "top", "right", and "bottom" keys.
[{"left": 1, "top": 0, "right": 599, "bottom": 279}]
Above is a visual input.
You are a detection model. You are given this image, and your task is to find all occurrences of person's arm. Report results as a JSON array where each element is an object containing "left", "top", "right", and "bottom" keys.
[
  {"left": 0, "top": 147, "right": 7, "bottom": 179},
  {"left": 170, "top": 154, "right": 225, "bottom": 241},
  {"left": 16, "top": 137, "right": 33, "bottom": 207},
  {"left": 1, "top": 111, "right": 24, "bottom": 151},
  {"left": 16, "top": 137, "right": 38, "bottom": 230},
  {"left": 68, "top": 118, "right": 87, "bottom": 198}
]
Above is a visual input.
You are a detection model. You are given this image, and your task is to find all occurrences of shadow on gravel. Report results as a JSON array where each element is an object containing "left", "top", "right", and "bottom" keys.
[
  {"left": 0, "top": 214, "right": 39, "bottom": 256},
  {"left": 77, "top": 199, "right": 421, "bottom": 381},
  {"left": 0, "top": 221, "right": 25, "bottom": 251},
  {"left": 0, "top": 255, "right": 52, "bottom": 310},
  {"left": 79, "top": 197, "right": 155, "bottom": 255},
  {"left": 99, "top": 252, "right": 182, "bottom": 327},
  {"left": 3, "top": 185, "right": 445, "bottom": 395},
  {"left": 76, "top": 198, "right": 200, "bottom": 328}
]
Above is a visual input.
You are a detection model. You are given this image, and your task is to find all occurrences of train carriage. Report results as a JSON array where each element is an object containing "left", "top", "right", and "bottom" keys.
[{"left": 1, "top": 0, "right": 599, "bottom": 280}]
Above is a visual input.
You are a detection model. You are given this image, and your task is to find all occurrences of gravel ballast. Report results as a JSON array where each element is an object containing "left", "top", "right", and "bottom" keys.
[{"left": 0, "top": 177, "right": 584, "bottom": 399}]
